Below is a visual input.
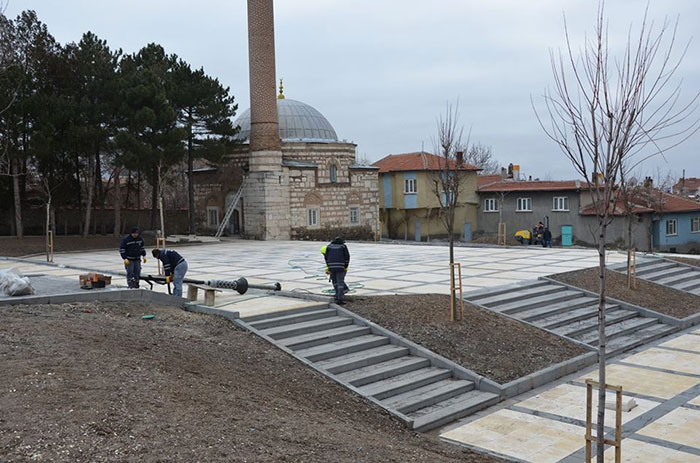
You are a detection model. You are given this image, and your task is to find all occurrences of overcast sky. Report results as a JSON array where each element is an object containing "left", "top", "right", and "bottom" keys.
[{"left": 7, "top": 0, "right": 700, "bottom": 180}]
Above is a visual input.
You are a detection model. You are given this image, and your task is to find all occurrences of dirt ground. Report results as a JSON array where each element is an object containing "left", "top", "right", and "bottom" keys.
[
  {"left": 0, "top": 301, "right": 500, "bottom": 463},
  {"left": 344, "top": 295, "right": 588, "bottom": 384},
  {"left": 551, "top": 267, "right": 700, "bottom": 319},
  {"left": 0, "top": 235, "right": 135, "bottom": 257},
  {"left": 666, "top": 256, "right": 700, "bottom": 268}
]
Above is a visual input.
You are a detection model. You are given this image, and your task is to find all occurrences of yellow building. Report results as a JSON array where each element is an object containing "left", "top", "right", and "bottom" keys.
[{"left": 373, "top": 152, "right": 480, "bottom": 241}]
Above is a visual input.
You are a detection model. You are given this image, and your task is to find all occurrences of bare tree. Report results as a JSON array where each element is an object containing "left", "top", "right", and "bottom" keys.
[
  {"left": 466, "top": 143, "right": 499, "bottom": 174},
  {"left": 431, "top": 102, "right": 473, "bottom": 321},
  {"left": 536, "top": 3, "right": 698, "bottom": 460}
]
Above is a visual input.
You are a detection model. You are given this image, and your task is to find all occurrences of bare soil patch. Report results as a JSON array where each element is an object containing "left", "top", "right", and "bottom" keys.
[
  {"left": 344, "top": 294, "right": 588, "bottom": 384},
  {"left": 666, "top": 256, "right": 700, "bottom": 268},
  {"left": 0, "top": 301, "right": 498, "bottom": 462},
  {"left": 551, "top": 267, "right": 700, "bottom": 319},
  {"left": 0, "top": 235, "right": 134, "bottom": 257}
]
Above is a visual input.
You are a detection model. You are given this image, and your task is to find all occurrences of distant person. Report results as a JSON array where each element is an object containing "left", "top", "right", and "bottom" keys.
[
  {"left": 543, "top": 227, "right": 552, "bottom": 248},
  {"left": 152, "top": 248, "right": 188, "bottom": 297},
  {"left": 119, "top": 227, "right": 146, "bottom": 288},
  {"left": 323, "top": 236, "right": 350, "bottom": 305}
]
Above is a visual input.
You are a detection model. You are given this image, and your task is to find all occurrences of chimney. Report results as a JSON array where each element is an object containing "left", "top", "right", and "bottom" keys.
[
  {"left": 507, "top": 163, "right": 514, "bottom": 179},
  {"left": 500, "top": 167, "right": 507, "bottom": 180},
  {"left": 456, "top": 151, "right": 464, "bottom": 167},
  {"left": 513, "top": 164, "right": 520, "bottom": 181}
]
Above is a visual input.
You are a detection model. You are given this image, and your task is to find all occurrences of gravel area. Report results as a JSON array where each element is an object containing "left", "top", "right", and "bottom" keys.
[
  {"left": 0, "top": 302, "right": 499, "bottom": 463},
  {"left": 344, "top": 294, "right": 589, "bottom": 384},
  {"left": 551, "top": 267, "right": 700, "bottom": 319}
]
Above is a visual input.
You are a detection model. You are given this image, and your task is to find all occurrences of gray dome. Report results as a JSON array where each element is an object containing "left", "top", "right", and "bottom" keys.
[{"left": 234, "top": 98, "right": 339, "bottom": 143}]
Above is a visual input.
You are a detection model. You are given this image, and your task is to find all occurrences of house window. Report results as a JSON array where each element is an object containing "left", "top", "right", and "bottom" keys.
[
  {"left": 404, "top": 178, "right": 417, "bottom": 194},
  {"left": 666, "top": 219, "right": 677, "bottom": 236},
  {"left": 553, "top": 196, "right": 569, "bottom": 211},
  {"left": 350, "top": 207, "right": 359, "bottom": 224},
  {"left": 484, "top": 198, "right": 498, "bottom": 212},
  {"left": 516, "top": 197, "right": 532, "bottom": 212},
  {"left": 692, "top": 217, "right": 699, "bottom": 233},
  {"left": 329, "top": 164, "right": 337, "bottom": 183},
  {"left": 207, "top": 207, "right": 219, "bottom": 228},
  {"left": 307, "top": 208, "right": 319, "bottom": 227}
]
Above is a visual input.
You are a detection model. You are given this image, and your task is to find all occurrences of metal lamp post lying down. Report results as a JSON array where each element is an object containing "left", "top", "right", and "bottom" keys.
[{"left": 141, "top": 275, "right": 282, "bottom": 295}]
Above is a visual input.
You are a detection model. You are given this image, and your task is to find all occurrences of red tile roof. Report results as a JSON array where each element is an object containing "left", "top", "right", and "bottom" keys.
[
  {"left": 373, "top": 152, "right": 480, "bottom": 173},
  {"left": 580, "top": 191, "right": 700, "bottom": 215},
  {"left": 477, "top": 174, "right": 503, "bottom": 188},
  {"left": 674, "top": 178, "right": 700, "bottom": 192},
  {"left": 477, "top": 179, "right": 582, "bottom": 192}
]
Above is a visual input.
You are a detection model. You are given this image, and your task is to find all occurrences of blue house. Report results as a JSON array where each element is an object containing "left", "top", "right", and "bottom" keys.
[{"left": 652, "top": 193, "right": 700, "bottom": 253}]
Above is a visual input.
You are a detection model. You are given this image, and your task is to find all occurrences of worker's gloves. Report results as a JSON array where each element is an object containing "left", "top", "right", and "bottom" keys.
[
  {"left": 165, "top": 275, "right": 173, "bottom": 284},
  {"left": 344, "top": 267, "right": 348, "bottom": 272},
  {"left": 325, "top": 267, "right": 330, "bottom": 275},
  {"left": 142, "top": 258, "right": 147, "bottom": 264},
  {"left": 123, "top": 259, "right": 130, "bottom": 266}
]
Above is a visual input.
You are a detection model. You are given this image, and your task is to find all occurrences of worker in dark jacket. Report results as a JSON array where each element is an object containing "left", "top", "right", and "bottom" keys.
[
  {"left": 152, "top": 248, "right": 188, "bottom": 297},
  {"left": 323, "top": 236, "right": 350, "bottom": 304},
  {"left": 120, "top": 227, "right": 146, "bottom": 288}
]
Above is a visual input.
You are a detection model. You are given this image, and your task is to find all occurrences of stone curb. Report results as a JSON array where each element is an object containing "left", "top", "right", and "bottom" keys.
[
  {"left": 541, "top": 276, "right": 700, "bottom": 329},
  {"left": 0, "top": 288, "right": 186, "bottom": 307},
  {"left": 233, "top": 316, "right": 415, "bottom": 429},
  {"left": 183, "top": 303, "right": 240, "bottom": 320}
]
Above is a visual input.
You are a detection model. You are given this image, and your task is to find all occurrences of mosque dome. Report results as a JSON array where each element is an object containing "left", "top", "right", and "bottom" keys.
[{"left": 234, "top": 98, "right": 339, "bottom": 143}]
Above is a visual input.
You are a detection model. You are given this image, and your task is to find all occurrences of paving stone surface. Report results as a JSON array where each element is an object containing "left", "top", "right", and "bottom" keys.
[
  {"left": 12, "top": 241, "right": 627, "bottom": 298},
  {"left": 441, "top": 328, "right": 700, "bottom": 462}
]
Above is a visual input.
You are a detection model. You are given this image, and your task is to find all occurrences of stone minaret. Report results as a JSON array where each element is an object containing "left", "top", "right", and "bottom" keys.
[{"left": 244, "top": 0, "right": 290, "bottom": 239}]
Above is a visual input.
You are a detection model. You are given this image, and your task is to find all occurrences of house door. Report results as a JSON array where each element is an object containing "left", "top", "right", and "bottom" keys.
[
  {"left": 561, "top": 225, "right": 573, "bottom": 246},
  {"left": 415, "top": 221, "right": 421, "bottom": 242},
  {"left": 230, "top": 209, "right": 241, "bottom": 235},
  {"left": 463, "top": 222, "right": 472, "bottom": 242}
]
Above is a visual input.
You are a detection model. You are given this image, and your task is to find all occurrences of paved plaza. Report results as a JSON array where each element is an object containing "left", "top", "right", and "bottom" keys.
[
  {"left": 441, "top": 327, "right": 700, "bottom": 463},
  {"left": 19, "top": 240, "right": 626, "bottom": 298}
]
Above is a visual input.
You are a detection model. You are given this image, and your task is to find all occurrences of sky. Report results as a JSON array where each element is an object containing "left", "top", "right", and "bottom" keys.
[{"left": 6, "top": 0, "right": 700, "bottom": 181}]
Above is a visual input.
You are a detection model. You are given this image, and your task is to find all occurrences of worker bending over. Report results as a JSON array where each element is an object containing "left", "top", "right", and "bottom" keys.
[
  {"left": 323, "top": 236, "right": 350, "bottom": 305},
  {"left": 152, "top": 248, "right": 188, "bottom": 297},
  {"left": 119, "top": 226, "right": 146, "bottom": 288}
]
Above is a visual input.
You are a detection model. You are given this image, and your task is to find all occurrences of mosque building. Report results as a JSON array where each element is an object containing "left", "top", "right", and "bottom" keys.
[{"left": 192, "top": 82, "right": 380, "bottom": 240}]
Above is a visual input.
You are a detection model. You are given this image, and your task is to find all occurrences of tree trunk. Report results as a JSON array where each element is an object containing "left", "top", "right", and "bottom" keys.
[
  {"left": 596, "top": 221, "right": 608, "bottom": 462},
  {"left": 114, "top": 167, "right": 121, "bottom": 237},
  {"left": 95, "top": 151, "right": 105, "bottom": 235},
  {"left": 136, "top": 169, "right": 142, "bottom": 229},
  {"left": 83, "top": 155, "right": 95, "bottom": 238},
  {"left": 449, "top": 214, "right": 457, "bottom": 321},
  {"left": 150, "top": 165, "right": 159, "bottom": 230},
  {"left": 188, "top": 135, "right": 196, "bottom": 235},
  {"left": 11, "top": 158, "right": 23, "bottom": 238}
]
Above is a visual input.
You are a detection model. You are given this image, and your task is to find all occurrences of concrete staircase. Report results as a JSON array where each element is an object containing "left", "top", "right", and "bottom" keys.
[
  {"left": 239, "top": 304, "right": 499, "bottom": 432},
  {"left": 610, "top": 258, "right": 700, "bottom": 295},
  {"left": 466, "top": 280, "right": 678, "bottom": 358}
]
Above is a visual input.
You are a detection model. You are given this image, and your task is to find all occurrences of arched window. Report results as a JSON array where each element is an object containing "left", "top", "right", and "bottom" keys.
[{"left": 329, "top": 164, "right": 337, "bottom": 183}]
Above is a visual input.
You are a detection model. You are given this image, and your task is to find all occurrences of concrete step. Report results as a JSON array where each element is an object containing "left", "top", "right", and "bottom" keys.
[
  {"left": 672, "top": 278, "right": 700, "bottom": 292},
  {"left": 519, "top": 296, "right": 598, "bottom": 322},
  {"left": 296, "top": 335, "right": 389, "bottom": 362},
  {"left": 606, "top": 324, "right": 679, "bottom": 358},
  {"left": 316, "top": 345, "right": 411, "bottom": 375},
  {"left": 467, "top": 280, "right": 548, "bottom": 302},
  {"left": 654, "top": 271, "right": 700, "bottom": 287},
  {"left": 635, "top": 261, "right": 679, "bottom": 276},
  {"left": 280, "top": 325, "right": 371, "bottom": 350},
  {"left": 643, "top": 266, "right": 688, "bottom": 282},
  {"left": 241, "top": 303, "right": 328, "bottom": 323},
  {"left": 382, "top": 379, "right": 474, "bottom": 414},
  {"left": 475, "top": 284, "right": 567, "bottom": 308},
  {"left": 359, "top": 367, "right": 451, "bottom": 400},
  {"left": 553, "top": 307, "right": 633, "bottom": 338},
  {"left": 261, "top": 316, "right": 353, "bottom": 340},
  {"left": 247, "top": 308, "right": 337, "bottom": 330},
  {"left": 410, "top": 390, "right": 501, "bottom": 433},
  {"left": 335, "top": 356, "right": 430, "bottom": 386},
  {"left": 578, "top": 317, "right": 659, "bottom": 345},
  {"left": 497, "top": 290, "right": 584, "bottom": 315},
  {"left": 537, "top": 304, "right": 599, "bottom": 330}
]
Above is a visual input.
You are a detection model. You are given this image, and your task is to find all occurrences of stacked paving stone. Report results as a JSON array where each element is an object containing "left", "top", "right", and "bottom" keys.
[
  {"left": 467, "top": 280, "right": 678, "bottom": 358},
  {"left": 610, "top": 258, "right": 700, "bottom": 295},
  {"left": 240, "top": 305, "right": 499, "bottom": 432}
]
